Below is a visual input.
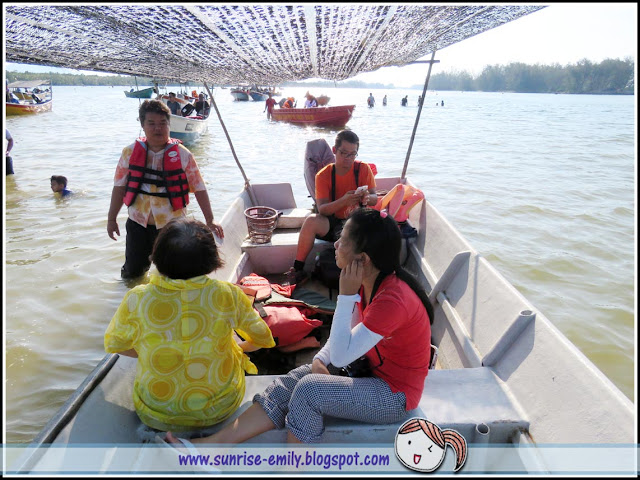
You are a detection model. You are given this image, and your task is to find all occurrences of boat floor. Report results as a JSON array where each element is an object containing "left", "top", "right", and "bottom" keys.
[{"left": 245, "top": 274, "right": 334, "bottom": 374}]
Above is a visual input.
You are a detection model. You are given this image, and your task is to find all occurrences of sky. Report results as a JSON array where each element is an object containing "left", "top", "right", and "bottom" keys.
[{"left": 4, "top": 3, "right": 637, "bottom": 87}]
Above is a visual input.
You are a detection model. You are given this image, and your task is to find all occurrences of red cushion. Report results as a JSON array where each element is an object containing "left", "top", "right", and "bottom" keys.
[{"left": 260, "top": 306, "right": 322, "bottom": 347}]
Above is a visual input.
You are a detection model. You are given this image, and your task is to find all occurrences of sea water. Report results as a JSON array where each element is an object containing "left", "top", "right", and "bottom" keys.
[{"left": 4, "top": 86, "right": 635, "bottom": 443}]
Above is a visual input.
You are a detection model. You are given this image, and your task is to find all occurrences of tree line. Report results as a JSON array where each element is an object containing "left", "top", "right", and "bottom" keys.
[
  {"left": 5, "top": 71, "right": 157, "bottom": 87},
  {"left": 6, "top": 57, "right": 634, "bottom": 94},
  {"left": 427, "top": 58, "right": 634, "bottom": 95}
]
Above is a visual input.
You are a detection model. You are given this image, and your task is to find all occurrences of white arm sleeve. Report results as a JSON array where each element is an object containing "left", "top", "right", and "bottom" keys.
[
  {"left": 312, "top": 339, "right": 331, "bottom": 366},
  {"left": 328, "top": 294, "right": 383, "bottom": 368}
]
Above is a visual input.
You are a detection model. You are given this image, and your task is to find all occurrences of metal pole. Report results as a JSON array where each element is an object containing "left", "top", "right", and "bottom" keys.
[
  {"left": 203, "top": 82, "right": 258, "bottom": 205},
  {"left": 401, "top": 50, "right": 437, "bottom": 181}
]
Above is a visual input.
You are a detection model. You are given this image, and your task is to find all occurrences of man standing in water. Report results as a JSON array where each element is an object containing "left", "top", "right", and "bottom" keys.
[
  {"left": 107, "top": 99, "right": 224, "bottom": 279},
  {"left": 264, "top": 92, "right": 277, "bottom": 120}
]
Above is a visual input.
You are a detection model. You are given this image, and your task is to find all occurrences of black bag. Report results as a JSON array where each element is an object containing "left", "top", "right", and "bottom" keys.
[
  {"left": 181, "top": 103, "right": 195, "bottom": 117},
  {"left": 313, "top": 247, "right": 341, "bottom": 290},
  {"left": 338, "top": 355, "right": 371, "bottom": 378}
]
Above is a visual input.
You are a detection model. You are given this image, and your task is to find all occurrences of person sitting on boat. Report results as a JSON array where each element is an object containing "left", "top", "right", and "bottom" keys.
[
  {"left": 264, "top": 92, "right": 277, "bottom": 120},
  {"left": 284, "top": 130, "right": 377, "bottom": 285},
  {"left": 105, "top": 217, "right": 275, "bottom": 434},
  {"left": 166, "top": 208, "right": 433, "bottom": 446},
  {"left": 166, "top": 92, "right": 181, "bottom": 116},
  {"left": 107, "top": 99, "right": 224, "bottom": 280},
  {"left": 194, "top": 93, "right": 210, "bottom": 117},
  {"left": 50, "top": 175, "right": 72, "bottom": 197},
  {"left": 282, "top": 97, "right": 295, "bottom": 108},
  {"left": 304, "top": 92, "right": 318, "bottom": 108}
]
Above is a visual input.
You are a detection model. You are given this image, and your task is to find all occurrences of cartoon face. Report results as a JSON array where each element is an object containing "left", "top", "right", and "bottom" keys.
[{"left": 395, "top": 429, "right": 445, "bottom": 473}]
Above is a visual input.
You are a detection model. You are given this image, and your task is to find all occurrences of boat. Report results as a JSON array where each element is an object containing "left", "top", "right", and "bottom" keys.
[
  {"left": 157, "top": 94, "right": 209, "bottom": 145},
  {"left": 231, "top": 87, "right": 250, "bottom": 101},
  {"left": 249, "top": 91, "right": 268, "bottom": 101},
  {"left": 5, "top": 79, "right": 53, "bottom": 115},
  {"left": 5, "top": 5, "right": 635, "bottom": 475},
  {"left": 123, "top": 86, "right": 155, "bottom": 98},
  {"left": 272, "top": 104, "right": 355, "bottom": 127}
]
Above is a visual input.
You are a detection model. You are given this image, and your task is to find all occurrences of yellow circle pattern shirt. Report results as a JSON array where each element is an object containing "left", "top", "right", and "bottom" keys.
[{"left": 104, "top": 274, "right": 275, "bottom": 432}]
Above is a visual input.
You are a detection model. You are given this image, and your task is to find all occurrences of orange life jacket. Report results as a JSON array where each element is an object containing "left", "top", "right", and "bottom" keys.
[
  {"left": 375, "top": 183, "right": 424, "bottom": 223},
  {"left": 123, "top": 137, "right": 190, "bottom": 211}
]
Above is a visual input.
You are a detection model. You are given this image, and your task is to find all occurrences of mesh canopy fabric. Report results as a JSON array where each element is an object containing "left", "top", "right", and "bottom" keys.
[{"left": 5, "top": 4, "right": 543, "bottom": 84}]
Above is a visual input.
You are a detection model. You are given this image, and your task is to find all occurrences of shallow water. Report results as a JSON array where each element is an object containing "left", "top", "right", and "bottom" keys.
[{"left": 4, "top": 86, "right": 635, "bottom": 443}]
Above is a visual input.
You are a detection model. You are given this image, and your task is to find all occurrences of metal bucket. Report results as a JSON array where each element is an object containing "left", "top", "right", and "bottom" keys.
[{"left": 244, "top": 206, "right": 278, "bottom": 244}]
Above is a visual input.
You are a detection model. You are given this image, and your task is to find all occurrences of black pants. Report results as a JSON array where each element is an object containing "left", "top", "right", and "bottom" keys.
[
  {"left": 316, "top": 215, "right": 345, "bottom": 242},
  {"left": 121, "top": 218, "right": 158, "bottom": 279},
  {"left": 6, "top": 156, "right": 14, "bottom": 175}
]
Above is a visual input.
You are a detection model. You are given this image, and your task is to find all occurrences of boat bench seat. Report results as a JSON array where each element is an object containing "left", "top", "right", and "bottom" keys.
[
  {"left": 240, "top": 227, "right": 333, "bottom": 275},
  {"left": 202, "top": 366, "right": 529, "bottom": 444},
  {"left": 47, "top": 356, "right": 527, "bottom": 446}
]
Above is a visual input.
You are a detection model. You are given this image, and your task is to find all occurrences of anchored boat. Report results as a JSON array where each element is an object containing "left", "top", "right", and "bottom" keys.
[
  {"left": 271, "top": 104, "right": 356, "bottom": 127},
  {"left": 123, "top": 86, "right": 155, "bottom": 98},
  {"left": 231, "top": 87, "right": 250, "bottom": 101},
  {"left": 5, "top": 79, "right": 53, "bottom": 115},
  {"left": 5, "top": 4, "right": 634, "bottom": 475}
]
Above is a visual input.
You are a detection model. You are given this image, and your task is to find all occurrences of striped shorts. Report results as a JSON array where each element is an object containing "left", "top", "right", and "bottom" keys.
[{"left": 254, "top": 364, "right": 407, "bottom": 443}]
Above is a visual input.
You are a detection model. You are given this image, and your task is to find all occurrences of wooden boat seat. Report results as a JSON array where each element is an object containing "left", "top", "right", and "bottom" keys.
[{"left": 42, "top": 355, "right": 527, "bottom": 446}]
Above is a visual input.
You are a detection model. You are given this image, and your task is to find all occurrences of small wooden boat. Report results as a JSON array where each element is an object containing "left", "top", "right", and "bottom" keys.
[
  {"left": 231, "top": 87, "right": 250, "bottom": 101},
  {"left": 124, "top": 86, "right": 155, "bottom": 98},
  {"left": 271, "top": 105, "right": 355, "bottom": 127},
  {"left": 5, "top": 80, "right": 53, "bottom": 115}
]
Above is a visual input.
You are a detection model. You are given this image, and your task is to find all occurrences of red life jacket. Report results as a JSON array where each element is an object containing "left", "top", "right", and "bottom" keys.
[{"left": 123, "top": 137, "right": 189, "bottom": 211}]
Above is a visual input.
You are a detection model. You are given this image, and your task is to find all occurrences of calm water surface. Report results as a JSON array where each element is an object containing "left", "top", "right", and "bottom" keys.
[{"left": 4, "top": 86, "right": 635, "bottom": 443}]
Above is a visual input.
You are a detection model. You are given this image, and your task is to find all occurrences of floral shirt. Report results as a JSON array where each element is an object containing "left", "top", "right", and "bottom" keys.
[
  {"left": 104, "top": 274, "right": 275, "bottom": 431},
  {"left": 114, "top": 141, "right": 207, "bottom": 228}
]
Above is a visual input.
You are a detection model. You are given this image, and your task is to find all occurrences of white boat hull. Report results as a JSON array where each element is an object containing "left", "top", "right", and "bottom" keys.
[
  {"left": 168, "top": 114, "right": 208, "bottom": 145},
  {"left": 11, "top": 177, "right": 634, "bottom": 475}
]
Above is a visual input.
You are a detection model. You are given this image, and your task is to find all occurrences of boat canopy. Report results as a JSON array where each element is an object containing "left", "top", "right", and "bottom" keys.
[
  {"left": 5, "top": 5, "right": 543, "bottom": 84},
  {"left": 6, "top": 79, "right": 51, "bottom": 88}
]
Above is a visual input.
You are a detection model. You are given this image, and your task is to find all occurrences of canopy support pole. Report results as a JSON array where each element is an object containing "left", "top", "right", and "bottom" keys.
[
  {"left": 203, "top": 82, "right": 258, "bottom": 205},
  {"left": 401, "top": 50, "right": 438, "bottom": 181}
]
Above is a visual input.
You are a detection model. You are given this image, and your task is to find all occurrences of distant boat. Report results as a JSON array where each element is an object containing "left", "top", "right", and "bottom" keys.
[
  {"left": 249, "top": 90, "right": 269, "bottom": 102},
  {"left": 231, "top": 87, "right": 250, "bottom": 101},
  {"left": 124, "top": 86, "right": 155, "bottom": 98},
  {"left": 6, "top": 79, "right": 53, "bottom": 115},
  {"left": 271, "top": 105, "right": 355, "bottom": 127}
]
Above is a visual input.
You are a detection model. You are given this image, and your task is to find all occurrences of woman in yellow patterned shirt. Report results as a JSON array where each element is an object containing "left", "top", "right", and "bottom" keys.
[{"left": 104, "top": 218, "right": 275, "bottom": 432}]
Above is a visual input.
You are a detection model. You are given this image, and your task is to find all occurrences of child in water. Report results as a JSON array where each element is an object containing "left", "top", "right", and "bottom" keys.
[
  {"left": 50, "top": 175, "right": 72, "bottom": 197},
  {"left": 104, "top": 217, "right": 275, "bottom": 433}
]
